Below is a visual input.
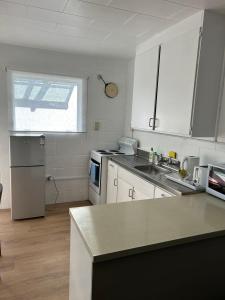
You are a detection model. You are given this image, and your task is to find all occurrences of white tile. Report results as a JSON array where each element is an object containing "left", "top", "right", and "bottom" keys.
[
  {"left": 28, "top": 6, "right": 93, "bottom": 27},
  {"left": 5, "top": 0, "right": 29, "bottom": 4},
  {"left": 80, "top": 0, "right": 111, "bottom": 4},
  {"left": 56, "top": 23, "right": 110, "bottom": 41},
  {"left": 0, "top": 1, "right": 27, "bottom": 18},
  {"left": 54, "top": 166, "right": 88, "bottom": 178},
  {"left": 169, "top": 6, "right": 199, "bottom": 21},
  {"left": 168, "top": 0, "right": 225, "bottom": 9},
  {"left": 27, "top": 0, "right": 68, "bottom": 11},
  {"left": 120, "top": 14, "right": 173, "bottom": 37},
  {"left": 65, "top": 0, "right": 134, "bottom": 25},
  {"left": 0, "top": 14, "right": 56, "bottom": 31},
  {"left": 109, "top": 0, "right": 188, "bottom": 19}
]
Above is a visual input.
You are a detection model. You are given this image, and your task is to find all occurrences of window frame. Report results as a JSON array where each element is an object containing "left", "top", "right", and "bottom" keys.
[{"left": 7, "top": 69, "right": 88, "bottom": 134}]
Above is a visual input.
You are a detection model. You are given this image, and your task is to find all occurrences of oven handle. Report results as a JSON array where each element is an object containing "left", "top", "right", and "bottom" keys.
[{"left": 89, "top": 159, "right": 100, "bottom": 176}]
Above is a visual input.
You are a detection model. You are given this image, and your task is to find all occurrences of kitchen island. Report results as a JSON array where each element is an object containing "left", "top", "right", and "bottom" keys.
[{"left": 69, "top": 193, "right": 225, "bottom": 300}]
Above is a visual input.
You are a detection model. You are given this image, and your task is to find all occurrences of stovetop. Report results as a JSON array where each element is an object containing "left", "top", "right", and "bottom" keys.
[{"left": 94, "top": 149, "right": 125, "bottom": 156}]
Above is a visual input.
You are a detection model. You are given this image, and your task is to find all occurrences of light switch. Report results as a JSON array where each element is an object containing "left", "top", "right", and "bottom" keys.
[{"left": 94, "top": 121, "right": 100, "bottom": 131}]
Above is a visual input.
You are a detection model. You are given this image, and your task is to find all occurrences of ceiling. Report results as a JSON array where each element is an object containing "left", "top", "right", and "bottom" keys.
[{"left": 0, "top": 0, "right": 225, "bottom": 58}]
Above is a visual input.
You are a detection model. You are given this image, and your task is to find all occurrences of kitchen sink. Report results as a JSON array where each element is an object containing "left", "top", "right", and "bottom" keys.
[{"left": 134, "top": 164, "right": 171, "bottom": 176}]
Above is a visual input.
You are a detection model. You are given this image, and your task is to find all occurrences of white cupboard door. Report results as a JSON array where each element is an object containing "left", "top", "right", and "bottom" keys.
[
  {"left": 107, "top": 161, "right": 118, "bottom": 204},
  {"left": 154, "top": 187, "right": 174, "bottom": 199},
  {"left": 117, "top": 178, "right": 133, "bottom": 203},
  {"left": 133, "top": 178, "right": 155, "bottom": 201},
  {"left": 133, "top": 188, "right": 153, "bottom": 201},
  {"left": 155, "top": 29, "right": 200, "bottom": 136},
  {"left": 131, "top": 46, "right": 160, "bottom": 130}
]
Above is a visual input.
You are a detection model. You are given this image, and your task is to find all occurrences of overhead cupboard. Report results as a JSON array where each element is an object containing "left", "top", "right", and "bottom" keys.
[{"left": 131, "top": 11, "right": 225, "bottom": 138}]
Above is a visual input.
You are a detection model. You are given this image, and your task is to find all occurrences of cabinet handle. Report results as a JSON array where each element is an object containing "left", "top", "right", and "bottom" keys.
[
  {"left": 132, "top": 188, "right": 135, "bottom": 200},
  {"left": 128, "top": 188, "right": 133, "bottom": 198},
  {"left": 109, "top": 164, "right": 114, "bottom": 168},
  {"left": 149, "top": 117, "right": 154, "bottom": 128},
  {"left": 113, "top": 178, "right": 118, "bottom": 187}
]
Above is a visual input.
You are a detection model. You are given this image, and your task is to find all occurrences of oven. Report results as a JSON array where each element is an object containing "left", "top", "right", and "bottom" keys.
[{"left": 89, "top": 158, "right": 101, "bottom": 195}]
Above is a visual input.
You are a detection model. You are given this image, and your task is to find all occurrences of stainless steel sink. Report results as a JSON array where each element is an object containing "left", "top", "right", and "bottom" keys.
[{"left": 134, "top": 164, "right": 171, "bottom": 176}]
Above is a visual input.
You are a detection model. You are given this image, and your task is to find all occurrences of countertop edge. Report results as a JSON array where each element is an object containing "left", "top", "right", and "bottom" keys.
[
  {"left": 69, "top": 205, "right": 225, "bottom": 263},
  {"left": 69, "top": 209, "right": 95, "bottom": 262},
  {"left": 92, "top": 230, "right": 225, "bottom": 262}
]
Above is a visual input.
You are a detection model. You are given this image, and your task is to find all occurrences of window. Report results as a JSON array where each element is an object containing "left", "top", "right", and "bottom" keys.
[{"left": 8, "top": 71, "right": 87, "bottom": 133}]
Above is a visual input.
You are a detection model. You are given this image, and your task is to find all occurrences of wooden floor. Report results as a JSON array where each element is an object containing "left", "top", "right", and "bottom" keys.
[{"left": 0, "top": 201, "right": 91, "bottom": 300}]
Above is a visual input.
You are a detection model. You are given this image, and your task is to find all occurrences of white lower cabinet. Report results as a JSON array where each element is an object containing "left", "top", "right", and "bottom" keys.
[
  {"left": 154, "top": 187, "right": 174, "bottom": 199},
  {"left": 107, "top": 161, "right": 118, "bottom": 203},
  {"left": 107, "top": 162, "right": 175, "bottom": 204},
  {"left": 132, "top": 175, "right": 155, "bottom": 201},
  {"left": 107, "top": 162, "right": 164, "bottom": 204},
  {"left": 117, "top": 178, "right": 133, "bottom": 203},
  {"left": 69, "top": 219, "right": 92, "bottom": 300}
]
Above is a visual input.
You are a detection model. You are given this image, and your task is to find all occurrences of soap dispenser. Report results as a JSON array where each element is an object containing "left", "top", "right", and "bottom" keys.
[{"left": 149, "top": 148, "right": 154, "bottom": 163}]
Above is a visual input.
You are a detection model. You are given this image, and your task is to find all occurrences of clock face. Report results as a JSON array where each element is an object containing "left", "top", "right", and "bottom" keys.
[{"left": 105, "top": 83, "right": 118, "bottom": 98}]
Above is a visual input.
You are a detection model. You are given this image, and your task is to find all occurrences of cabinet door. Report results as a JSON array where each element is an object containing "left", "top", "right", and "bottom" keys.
[
  {"left": 107, "top": 161, "right": 118, "bottom": 204},
  {"left": 117, "top": 178, "right": 133, "bottom": 203},
  {"left": 133, "top": 188, "right": 153, "bottom": 201},
  {"left": 133, "top": 178, "right": 155, "bottom": 201},
  {"left": 155, "top": 29, "right": 200, "bottom": 136},
  {"left": 131, "top": 46, "right": 160, "bottom": 130},
  {"left": 154, "top": 187, "right": 174, "bottom": 199}
]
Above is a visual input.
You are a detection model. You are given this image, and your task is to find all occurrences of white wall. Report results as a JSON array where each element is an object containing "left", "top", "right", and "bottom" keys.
[
  {"left": 0, "top": 43, "right": 129, "bottom": 209},
  {"left": 125, "top": 11, "right": 225, "bottom": 168}
]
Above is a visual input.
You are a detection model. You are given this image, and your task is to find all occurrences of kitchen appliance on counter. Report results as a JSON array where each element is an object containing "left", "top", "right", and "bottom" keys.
[
  {"left": 206, "top": 164, "right": 225, "bottom": 201},
  {"left": 165, "top": 172, "right": 205, "bottom": 191},
  {"left": 193, "top": 165, "right": 208, "bottom": 187},
  {"left": 89, "top": 137, "right": 138, "bottom": 205},
  {"left": 181, "top": 156, "right": 200, "bottom": 181},
  {"left": 166, "top": 156, "right": 203, "bottom": 191},
  {"left": 10, "top": 134, "right": 46, "bottom": 220}
]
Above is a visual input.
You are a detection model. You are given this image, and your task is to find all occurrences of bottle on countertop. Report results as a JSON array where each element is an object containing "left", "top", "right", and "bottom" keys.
[{"left": 149, "top": 147, "right": 154, "bottom": 163}]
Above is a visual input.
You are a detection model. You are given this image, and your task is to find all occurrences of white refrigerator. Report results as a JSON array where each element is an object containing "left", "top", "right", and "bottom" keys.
[{"left": 10, "top": 134, "right": 46, "bottom": 220}]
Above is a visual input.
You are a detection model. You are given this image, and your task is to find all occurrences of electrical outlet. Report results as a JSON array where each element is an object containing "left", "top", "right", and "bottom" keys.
[{"left": 94, "top": 121, "right": 100, "bottom": 131}]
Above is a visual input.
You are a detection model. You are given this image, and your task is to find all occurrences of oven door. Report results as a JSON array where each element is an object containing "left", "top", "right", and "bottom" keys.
[{"left": 89, "top": 158, "right": 101, "bottom": 194}]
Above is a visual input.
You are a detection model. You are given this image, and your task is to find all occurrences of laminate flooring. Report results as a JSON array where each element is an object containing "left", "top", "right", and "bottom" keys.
[{"left": 0, "top": 201, "right": 91, "bottom": 300}]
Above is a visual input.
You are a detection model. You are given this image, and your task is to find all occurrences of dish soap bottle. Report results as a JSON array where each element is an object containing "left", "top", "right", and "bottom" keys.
[{"left": 149, "top": 147, "right": 154, "bottom": 163}]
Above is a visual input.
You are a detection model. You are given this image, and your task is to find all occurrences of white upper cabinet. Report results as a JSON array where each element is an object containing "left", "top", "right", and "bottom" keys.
[
  {"left": 155, "top": 29, "right": 200, "bottom": 136},
  {"left": 131, "top": 46, "right": 160, "bottom": 131},
  {"left": 131, "top": 11, "right": 225, "bottom": 139}
]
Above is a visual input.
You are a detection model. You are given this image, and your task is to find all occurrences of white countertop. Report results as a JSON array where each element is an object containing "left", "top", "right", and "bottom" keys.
[{"left": 70, "top": 193, "right": 225, "bottom": 262}]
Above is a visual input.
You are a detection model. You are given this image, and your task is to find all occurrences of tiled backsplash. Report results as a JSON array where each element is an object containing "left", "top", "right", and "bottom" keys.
[{"left": 132, "top": 130, "right": 225, "bottom": 166}]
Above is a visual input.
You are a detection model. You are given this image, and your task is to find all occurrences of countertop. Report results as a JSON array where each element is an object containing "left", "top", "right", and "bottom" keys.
[
  {"left": 111, "top": 155, "right": 196, "bottom": 195},
  {"left": 70, "top": 193, "right": 225, "bottom": 262}
]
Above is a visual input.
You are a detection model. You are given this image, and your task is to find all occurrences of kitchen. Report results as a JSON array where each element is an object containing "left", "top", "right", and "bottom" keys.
[{"left": 1, "top": 1, "right": 225, "bottom": 300}]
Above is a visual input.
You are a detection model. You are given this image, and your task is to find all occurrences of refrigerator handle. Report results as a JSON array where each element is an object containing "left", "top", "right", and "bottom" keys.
[{"left": 40, "top": 136, "right": 45, "bottom": 146}]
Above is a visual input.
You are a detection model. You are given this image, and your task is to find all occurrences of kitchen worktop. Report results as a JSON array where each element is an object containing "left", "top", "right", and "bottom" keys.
[
  {"left": 70, "top": 193, "right": 225, "bottom": 262},
  {"left": 111, "top": 155, "right": 196, "bottom": 195}
]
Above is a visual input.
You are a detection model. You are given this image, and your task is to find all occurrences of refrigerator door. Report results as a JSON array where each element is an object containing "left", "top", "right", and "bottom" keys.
[
  {"left": 10, "top": 136, "right": 45, "bottom": 167},
  {"left": 11, "top": 166, "right": 45, "bottom": 220}
]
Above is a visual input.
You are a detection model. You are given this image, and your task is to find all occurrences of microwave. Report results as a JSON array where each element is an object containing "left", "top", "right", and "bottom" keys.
[{"left": 206, "top": 164, "right": 225, "bottom": 200}]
